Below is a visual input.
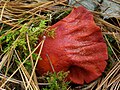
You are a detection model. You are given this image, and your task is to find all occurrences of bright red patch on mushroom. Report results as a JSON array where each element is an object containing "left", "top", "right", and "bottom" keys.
[{"left": 36, "top": 6, "right": 108, "bottom": 84}]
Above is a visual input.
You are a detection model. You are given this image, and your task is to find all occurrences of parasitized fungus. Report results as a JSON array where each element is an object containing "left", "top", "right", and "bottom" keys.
[{"left": 36, "top": 6, "right": 108, "bottom": 84}]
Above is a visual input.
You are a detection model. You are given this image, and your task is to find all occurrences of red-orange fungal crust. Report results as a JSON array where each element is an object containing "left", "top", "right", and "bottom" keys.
[{"left": 36, "top": 6, "right": 108, "bottom": 85}]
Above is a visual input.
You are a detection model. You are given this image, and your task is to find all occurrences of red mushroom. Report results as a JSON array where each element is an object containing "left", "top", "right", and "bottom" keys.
[{"left": 36, "top": 6, "right": 108, "bottom": 84}]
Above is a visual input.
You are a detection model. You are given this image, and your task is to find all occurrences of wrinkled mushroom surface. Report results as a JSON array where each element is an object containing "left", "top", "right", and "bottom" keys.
[{"left": 36, "top": 6, "right": 108, "bottom": 84}]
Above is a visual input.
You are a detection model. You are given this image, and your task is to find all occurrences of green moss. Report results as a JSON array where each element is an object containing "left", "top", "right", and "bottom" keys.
[{"left": 42, "top": 71, "right": 70, "bottom": 90}]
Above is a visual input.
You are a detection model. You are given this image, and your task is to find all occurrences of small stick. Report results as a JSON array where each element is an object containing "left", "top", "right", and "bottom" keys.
[{"left": 46, "top": 54, "right": 55, "bottom": 72}]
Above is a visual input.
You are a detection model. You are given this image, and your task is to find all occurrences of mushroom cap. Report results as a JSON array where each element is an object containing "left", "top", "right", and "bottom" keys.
[{"left": 36, "top": 6, "right": 108, "bottom": 84}]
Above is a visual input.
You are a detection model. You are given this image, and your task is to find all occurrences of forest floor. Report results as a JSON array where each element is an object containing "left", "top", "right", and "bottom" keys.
[{"left": 0, "top": 0, "right": 120, "bottom": 90}]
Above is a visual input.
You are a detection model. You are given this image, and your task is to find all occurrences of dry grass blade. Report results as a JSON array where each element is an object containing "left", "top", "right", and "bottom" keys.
[
  {"left": 14, "top": 50, "right": 38, "bottom": 90},
  {"left": 0, "top": 54, "right": 8, "bottom": 71},
  {"left": 0, "top": 73, "right": 23, "bottom": 84},
  {"left": 105, "top": 35, "right": 119, "bottom": 61},
  {"left": 0, "top": 1, "right": 7, "bottom": 21},
  {"left": 18, "top": 69, "right": 27, "bottom": 89},
  {"left": 95, "top": 17, "right": 120, "bottom": 32},
  {"left": 4, "top": 50, "right": 13, "bottom": 75},
  {"left": 107, "top": 73, "right": 120, "bottom": 88},
  {"left": 0, "top": 40, "right": 43, "bottom": 88},
  {"left": 0, "top": 50, "right": 13, "bottom": 88},
  {"left": 26, "top": 36, "right": 46, "bottom": 89},
  {"left": 26, "top": 33, "right": 39, "bottom": 90},
  {"left": 96, "top": 62, "right": 120, "bottom": 90}
]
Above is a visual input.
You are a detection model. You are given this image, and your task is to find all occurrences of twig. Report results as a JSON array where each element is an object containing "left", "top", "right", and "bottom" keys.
[{"left": 46, "top": 54, "right": 55, "bottom": 72}]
